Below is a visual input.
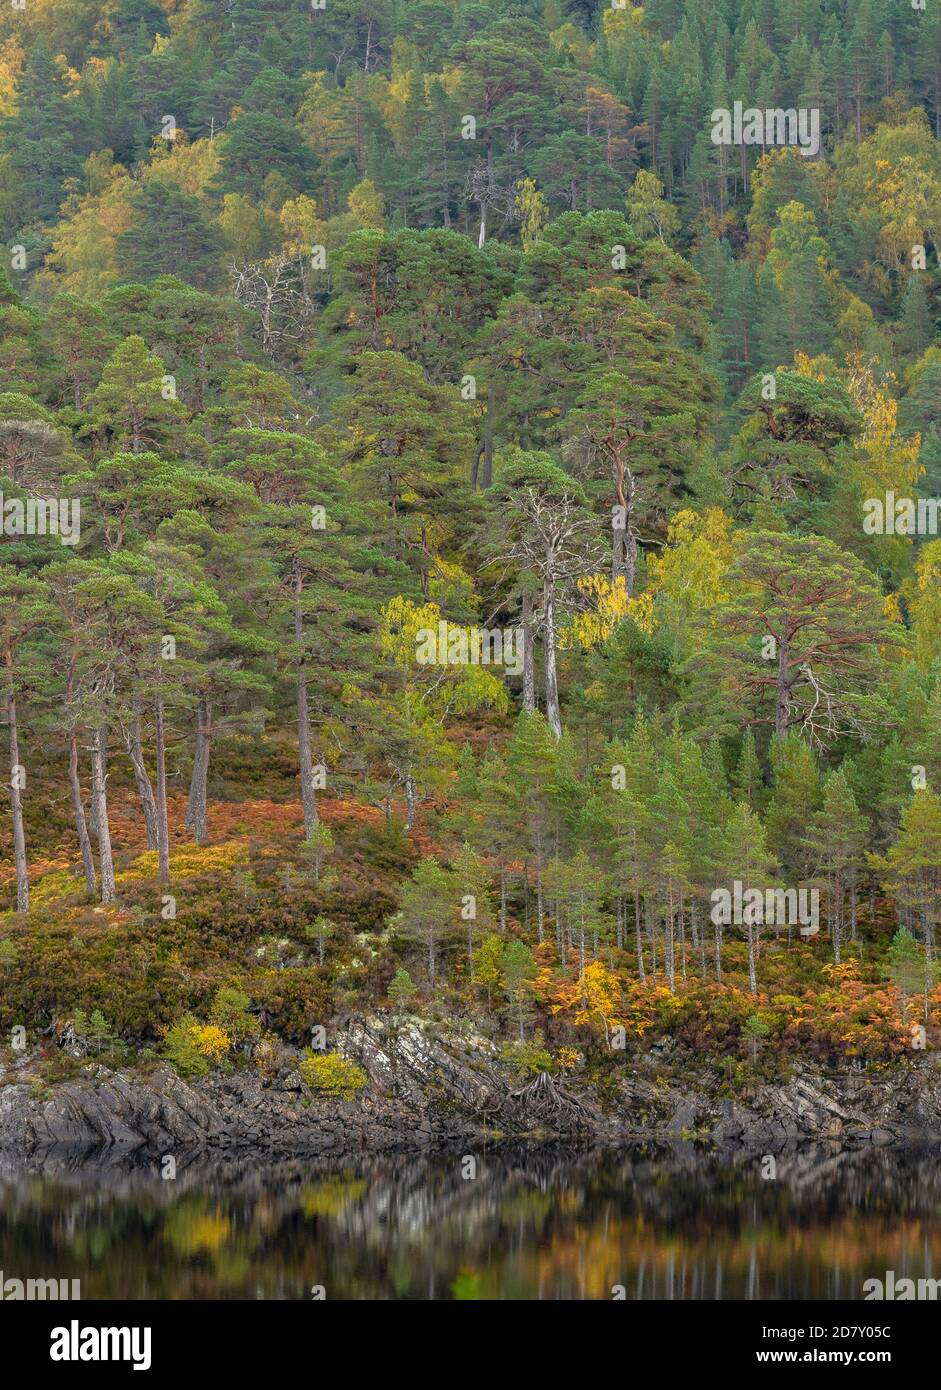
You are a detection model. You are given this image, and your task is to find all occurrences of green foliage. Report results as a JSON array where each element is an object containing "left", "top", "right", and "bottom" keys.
[
  {"left": 882, "top": 928, "right": 925, "bottom": 1013},
  {"left": 388, "top": 968, "right": 417, "bottom": 1010},
  {"left": 117, "top": 182, "right": 224, "bottom": 291},
  {"left": 208, "top": 986, "right": 260, "bottom": 1046},
  {"left": 1, "top": 0, "right": 940, "bottom": 1082},
  {"left": 298, "top": 1052, "right": 368, "bottom": 1101},
  {"left": 162, "top": 1015, "right": 212, "bottom": 1079},
  {"left": 70, "top": 1007, "right": 121, "bottom": 1055},
  {"left": 500, "top": 1030, "right": 554, "bottom": 1077}
]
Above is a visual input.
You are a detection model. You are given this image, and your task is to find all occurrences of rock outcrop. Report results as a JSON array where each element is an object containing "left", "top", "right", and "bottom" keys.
[{"left": 3, "top": 1016, "right": 941, "bottom": 1158}]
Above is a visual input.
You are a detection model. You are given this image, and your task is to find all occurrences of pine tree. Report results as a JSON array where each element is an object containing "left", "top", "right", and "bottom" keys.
[
  {"left": 883, "top": 927, "right": 925, "bottom": 1022},
  {"left": 395, "top": 857, "right": 454, "bottom": 994},
  {"left": 83, "top": 338, "right": 187, "bottom": 456},
  {"left": 117, "top": 182, "right": 224, "bottom": 290},
  {"left": 876, "top": 789, "right": 941, "bottom": 1001},
  {"left": 766, "top": 734, "right": 820, "bottom": 880},
  {"left": 0, "top": 573, "right": 49, "bottom": 912},
  {"left": 758, "top": 203, "right": 838, "bottom": 362},
  {"left": 508, "top": 710, "right": 559, "bottom": 940},
  {"left": 898, "top": 273, "right": 933, "bottom": 359},
  {"left": 717, "top": 802, "right": 777, "bottom": 996},
  {"left": 803, "top": 769, "right": 867, "bottom": 962},
  {"left": 733, "top": 729, "right": 764, "bottom": 810},
  {"left": 503, "top": 939, "right": 538, "bottom": 1040},
  {"left": 452, "top": 841, "right": 495, "bottom": 975},
  {"left": 1, "top": 37, "right": 80, "bottom": 228}
]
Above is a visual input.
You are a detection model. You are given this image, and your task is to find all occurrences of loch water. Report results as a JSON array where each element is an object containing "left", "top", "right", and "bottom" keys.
[{"left": 1, "top": 1144, "right": 940, "bottom": 1300}]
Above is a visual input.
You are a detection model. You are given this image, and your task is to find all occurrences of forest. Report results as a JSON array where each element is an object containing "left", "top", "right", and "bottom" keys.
[{"left": 1, "top": 0, "right": 941, "bottom": 1095}]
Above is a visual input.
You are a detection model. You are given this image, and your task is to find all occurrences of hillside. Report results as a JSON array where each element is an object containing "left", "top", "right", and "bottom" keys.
[{"left": 1, "top": 0, "right": 941, "bottom": 1109}]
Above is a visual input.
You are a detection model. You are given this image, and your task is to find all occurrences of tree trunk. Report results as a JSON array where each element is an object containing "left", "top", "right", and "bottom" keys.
[
  {"left": 612, "top": 460, "right": 633, "bottom": 588},
  {"left": 480, "top": 405, "right": 493, "bottom": 488},
  {"left": 293, "top": 563, "right": 319, "bottom": 837},
  {"left": 775, "top": 631, "right": 791, "bottom": 737},
  {"left": 154, "top": 692, "right": 170, "bottom": 887},
  {"left": 91, "top": 728, "right": 115, "bottom": 905},
  {"left": 185, "top": 697, "right": 212, "bottom": 843},
  {"left": 746, "top": 919, "right": 758, "bottom": 996},
  {"left": 522, "top": 591, "right": 535, "bottom": 713},
  {"left": 849, "top": 873, "right": 858, "bottom": 943},
  {"left": 693, "top": 900, "right": 707, "bottom": 980},
  {"left": 68, "top": 732, "right": 97, "bottom": 895},
  {"left": 543, "top": 583, "right": 562, "bottom": 740},
  {"left": 634, "top": 883, "right": 646, "bottom": 982},
  {"left": 665, "top": 880, "right": 676, "bottom": 993},
  {"left": 404, "top": 773, "right": 418, "bottom": 832},
  {"left": 89, "top": 735, "right": 106, "bottom": 836},
  {"left": 127, "top": 705, "right": 159, "bottom": 850},
  {"left": 5, "top": 681, "right": 28, "bottom": 913},
  {"left": 612, "top": 517, "right": 627, "bottom": 586}
]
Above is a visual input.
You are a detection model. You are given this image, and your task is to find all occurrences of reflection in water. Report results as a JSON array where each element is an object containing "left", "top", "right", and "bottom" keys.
[{"left": 1, "top": 1144, "right": 940, "bottom": 1300}]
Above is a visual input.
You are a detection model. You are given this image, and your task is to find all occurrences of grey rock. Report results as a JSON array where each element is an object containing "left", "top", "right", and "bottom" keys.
[{"left": 4, "top": 1019, "right": 941, "bottom": 1159}]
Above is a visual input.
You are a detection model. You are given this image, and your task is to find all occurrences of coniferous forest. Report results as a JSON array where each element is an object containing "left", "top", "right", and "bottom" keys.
[{"left": 2, "top": 0, "right": 941, "bottom": 1166}]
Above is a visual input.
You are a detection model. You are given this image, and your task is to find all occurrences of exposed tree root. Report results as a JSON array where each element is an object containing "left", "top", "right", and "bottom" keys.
[{"left": 505, "top": 1070, "right": 595, "bottom": 1127}]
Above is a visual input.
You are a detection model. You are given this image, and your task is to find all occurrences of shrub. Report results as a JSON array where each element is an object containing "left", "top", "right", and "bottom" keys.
[
  {"left": 500, "top": 1031, "right": 555, "bottom": 1077},
  {"left": 254, "top": 1035, "right": 284, "bottom": 1077},
  {"left": 162, "top": 1015, "right": 230, "bottom": 1077},
  {"left": 67, "top": 1007, "right": 122, "bottom": 1056},
  {"left": 298, "top": 1051, "right": 367, "bottom": 1100},
  {"left": 251, "top": 968, "right": 332, "bottom": 1041},
  {"left": 388, "top": 967, "right": 416, "bottom": 1010},
  {"left": 191, "top": 1023, "right": 231, "bottom": 1064},
  {"left": 298, "top": 822, "right": 335, "bottom": 884},
  {"left": 209, "top": 985, "right": 260, "bottom": 1046}
]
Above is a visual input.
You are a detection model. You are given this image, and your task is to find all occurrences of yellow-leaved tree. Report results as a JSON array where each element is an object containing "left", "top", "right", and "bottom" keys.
[
  {"left": 838, "top": 107, "right": 941, "bottom": 295},
  {"left": 551, "top": 961, "right": 622, "bottom": 1044},
  {"left": 344, "top": 596, "right": 510, "bottom": 832},
  {"left": 902, "top": 541, "right": 941, "bottom": 672},
  {"left": 348, "top": 178, "right": 384, "bottom": 230},
  {"left": 845, "top": 353, "right": 922, "bottom": 578},
  {"left": 34, "top": 159, "right": 136, "bottom": 299},
  {"left": 646, "top": 507, "right": 735, "bottom": 628},
  {"left": 514, "top": 177, "right": 548, "bottom": 251},
  {"left": 564, "top": 573, "right": 655, "bottom": 649}
]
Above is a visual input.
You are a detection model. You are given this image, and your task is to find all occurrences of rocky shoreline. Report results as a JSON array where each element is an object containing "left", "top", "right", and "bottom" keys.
[{"left": 3, "top": 1016, "right": 941, "bottom": 1160}]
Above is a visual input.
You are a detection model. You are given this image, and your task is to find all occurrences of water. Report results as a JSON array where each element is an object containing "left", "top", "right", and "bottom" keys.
[{"left": 1, "top": 1145, "right": 940, "bottom": 1300}]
